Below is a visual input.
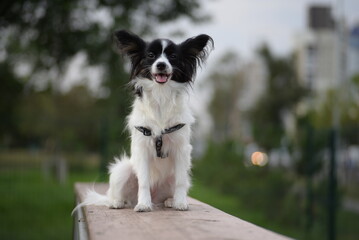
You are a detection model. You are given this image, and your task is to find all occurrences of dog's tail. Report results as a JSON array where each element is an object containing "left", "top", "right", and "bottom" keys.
[
  {"left": 71, "top": 188, "right": 110, "bottom": 215},
  {"left": 72, "top": 155, "right": 132, "bottom": 216}
]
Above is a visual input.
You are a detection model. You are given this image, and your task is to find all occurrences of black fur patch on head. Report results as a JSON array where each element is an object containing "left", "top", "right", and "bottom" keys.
[
  {"left": 113, "top": 30, "right": 214, "bottom": 84},
  {"left": 174, "top": 34, "right": 214, "bottom": 83},
  {"left": 113, "top": 30, "right": 146, "bottom": 80}
]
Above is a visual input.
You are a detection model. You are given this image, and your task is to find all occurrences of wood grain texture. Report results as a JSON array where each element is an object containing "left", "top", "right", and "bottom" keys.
[{"left": 74, "top": 183, "right": 292, "bottom": 240}]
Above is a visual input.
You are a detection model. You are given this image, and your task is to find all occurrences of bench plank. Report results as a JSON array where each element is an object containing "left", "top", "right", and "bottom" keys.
[{"left": 74, "top": 183, "right": 291, "bottom": 240}]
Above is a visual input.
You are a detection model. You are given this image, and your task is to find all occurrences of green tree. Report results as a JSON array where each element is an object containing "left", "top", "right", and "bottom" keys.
[
  {"left": 208, "top": 52, "right": 244, "bottom": 141},
  {"left": 17, "top": 85, "right": 101, "bottom": 151},
  {"left": 1, "top": 0, "right": 208, "bottom": 156},
  {"left": 311, "top": 75, "right": 359, "bottom": 145},
  {"left": 249, "top": 44, "right": 307, "bottom": 150},
  {"left": 0, "top": 62, "right": 24, "bottom": 148}
]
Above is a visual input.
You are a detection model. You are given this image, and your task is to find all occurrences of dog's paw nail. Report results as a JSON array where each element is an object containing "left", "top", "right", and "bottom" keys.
[
  {"left": 164, "top": 198, "right": 173, "bottom": 208},
  {"left": 134, "top": 203, "right": 152, "bottom": 212}
]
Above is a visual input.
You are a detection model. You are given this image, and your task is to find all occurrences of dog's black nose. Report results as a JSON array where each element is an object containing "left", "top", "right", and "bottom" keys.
[{"left": 156, "top": 62, "right": 166, "bottom": 71}]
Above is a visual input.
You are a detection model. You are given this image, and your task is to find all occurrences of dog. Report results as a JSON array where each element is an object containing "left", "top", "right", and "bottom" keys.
[{"left": 74, "top": 30, "right": 213, "bottom": 213}]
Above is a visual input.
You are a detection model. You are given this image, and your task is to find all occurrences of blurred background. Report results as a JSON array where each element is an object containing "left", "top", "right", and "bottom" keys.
[{"left": 1, "top": 0, "right": 358, "bottom": 239}]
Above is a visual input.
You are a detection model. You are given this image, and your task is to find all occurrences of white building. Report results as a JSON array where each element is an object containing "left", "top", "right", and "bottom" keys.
[
  {"left": 294, "top": 6, "right": 359, "bottom": 96},
  {"left": 295, "top": 6, "right": 338, "bottom": 94}
]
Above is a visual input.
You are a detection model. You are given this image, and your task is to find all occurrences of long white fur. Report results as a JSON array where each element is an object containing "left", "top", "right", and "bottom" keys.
[{"left": 73, "top": 65, "right": 195, "bottom": 213}]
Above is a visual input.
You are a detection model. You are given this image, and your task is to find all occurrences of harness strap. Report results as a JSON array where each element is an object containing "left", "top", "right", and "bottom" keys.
[
  {"left": 163, "top": 123, "right": 185, "bottom": 134},
  {"left": 135, "top": 123, "right": 186, "bottom": 158},
  {"left": 135, "top": 126, "right": 152, "bottom": 136},
  {"left": 155, "top": 136, "right": 163, "bottom": 158}
]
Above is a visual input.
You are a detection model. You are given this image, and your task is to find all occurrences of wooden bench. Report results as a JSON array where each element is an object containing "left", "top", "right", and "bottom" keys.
[{"left": 73, "top": 183, "right": 292, "bottom": 240}]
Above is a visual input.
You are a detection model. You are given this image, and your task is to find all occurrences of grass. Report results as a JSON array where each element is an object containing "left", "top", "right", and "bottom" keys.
[
  {"left": 0, "top": 169, "right": 99, "bottom": 240},
  {"left": 0, "top": 149, "right": 101, "bottom": 240}
]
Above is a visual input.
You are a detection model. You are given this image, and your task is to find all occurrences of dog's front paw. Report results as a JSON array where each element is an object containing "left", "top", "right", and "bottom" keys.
[
  {"left": 164, "top": 198, "right": 174, "bottom": 208},
  {"left": 173, "top": 201, "right": 189, "bottom": 211},
  {"left": 134, "top": 203, "right": 152, "bottom": 212}
]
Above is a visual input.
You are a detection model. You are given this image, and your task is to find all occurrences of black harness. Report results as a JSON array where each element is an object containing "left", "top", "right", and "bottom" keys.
[{"left": 135, "top": 123, "right": 185, "bottom": 158}]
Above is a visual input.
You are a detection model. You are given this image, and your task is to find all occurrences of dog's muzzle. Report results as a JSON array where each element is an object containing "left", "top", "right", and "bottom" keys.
[{"left": 135, "top": 124, "right": 185, "bottom": 158}]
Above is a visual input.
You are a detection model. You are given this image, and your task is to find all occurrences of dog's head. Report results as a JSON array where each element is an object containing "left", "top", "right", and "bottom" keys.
[{"left": 113, "top": 30, "right": 213, "bottom": 84}]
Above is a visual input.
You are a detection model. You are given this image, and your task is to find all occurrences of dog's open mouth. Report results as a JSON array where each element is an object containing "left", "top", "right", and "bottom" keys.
[{"left": 154, "top": 73, "right": 170, "bottom": 84}]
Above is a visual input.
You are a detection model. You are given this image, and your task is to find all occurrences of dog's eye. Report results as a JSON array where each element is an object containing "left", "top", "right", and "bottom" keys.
[
  {"left": 169, "top": 54, "right": 177, "bottom": 59},
  {"left": 147, "top": 52, "right": 155, "bottom": 59}
]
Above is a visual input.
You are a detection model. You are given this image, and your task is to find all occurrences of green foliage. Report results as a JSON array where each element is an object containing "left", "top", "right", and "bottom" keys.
[
  {"left": 193, "top": 140, "right": 302, "bottom": 237},
  {"left": 293, "top": 114, "right": 328, "bottom": 177},
  {"left": 0, "top": 62, "right": 24, "bottom": 144},
  {"left": 351, "top": 74, "right": 359, "bottom": 86},
  {"left": 1, "top": 0, "right": 206, "bottom": 69},
  {"left": 0, "top": 0, "right": 207, "bottom": 155},
  {"left": 208, "top": 53, "right": 244, "bottom": 141},
  {"left": 249, "top": 45, "right": 308, "bottom": 150},
  {"left": 16, "top": 85, "right": 101, "bottom": 151},
  {"left": 307, "top": 74, "right": 359, "bottom": 139},
  {"left": 193, "top": 140, "right": 243, "bottom": 193},
  {"left": 193, "top": 140, "right": 294, "bottom": 222},
  {"left": 308, "top": 86, "right": 359, "bottom": 145}
]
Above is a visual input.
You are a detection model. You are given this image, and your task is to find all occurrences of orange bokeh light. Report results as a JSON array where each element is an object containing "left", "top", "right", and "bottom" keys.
[{"left": 251, "top": 151, "right": 268, "bottom": 166}]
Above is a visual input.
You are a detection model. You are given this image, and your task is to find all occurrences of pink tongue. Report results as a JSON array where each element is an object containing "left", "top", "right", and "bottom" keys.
[{"left": 156, "top": 75, "right": 168, "bottom": 83}]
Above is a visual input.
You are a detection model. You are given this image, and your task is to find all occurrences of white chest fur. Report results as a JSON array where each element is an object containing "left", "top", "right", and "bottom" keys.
[
  {"left": 127, "top": 79, "right": 194, "bottom": 186},
  {"left": 128, "top": 79, "right": 194, "bottom": 135}
]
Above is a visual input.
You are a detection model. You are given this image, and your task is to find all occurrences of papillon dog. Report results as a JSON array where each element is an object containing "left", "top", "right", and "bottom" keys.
[{"left": 74, "top": 30, "right": 213, "bottom": 212}]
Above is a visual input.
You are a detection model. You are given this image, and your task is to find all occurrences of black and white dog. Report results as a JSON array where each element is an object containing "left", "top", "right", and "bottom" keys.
[{"left": 76, "top": 30, "right": 213, "bottom": 212}]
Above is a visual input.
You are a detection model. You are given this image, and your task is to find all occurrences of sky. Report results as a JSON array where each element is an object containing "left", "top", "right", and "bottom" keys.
[{"left": 158, "top": 0, "right": 359, "bottom": 61}]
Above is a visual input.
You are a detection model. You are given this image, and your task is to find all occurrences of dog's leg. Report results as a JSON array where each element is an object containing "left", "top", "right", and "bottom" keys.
[
  {"left": 134, "top": 163, "right": 152, "bottom": 212},
  {"left": 172, "top": 144, "right": 192, "bottom": 211},
  {"left": 132, "top": 152, "right": 152, "bottom": 212}
]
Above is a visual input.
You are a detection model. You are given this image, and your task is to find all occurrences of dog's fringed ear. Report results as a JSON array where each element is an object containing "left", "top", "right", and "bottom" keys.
[
  {"left": 180, "top": 34, "right": 214, "bottom": 66},
  {"left": 113, "top": 30, "right": 146, "bottom": 62}
]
